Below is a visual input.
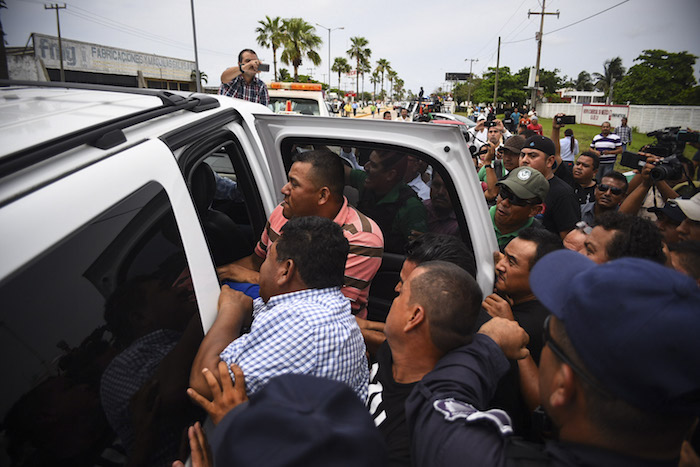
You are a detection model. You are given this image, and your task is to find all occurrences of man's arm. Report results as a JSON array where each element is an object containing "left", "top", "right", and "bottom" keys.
[
  {"left": 551, "top": 114, "right": 564, "bottom": 169},
  {"left": 221, "top": 66, "right": 242, "bottom": 84},
  {"left": 217, "top": 253, "right": 264, "bottom": 284},
  {"left": 482, "top": 144, "right": 500, "bottom": 201},
  {"left": 189, "top": 286, "right": 253, "bottom": 399}
]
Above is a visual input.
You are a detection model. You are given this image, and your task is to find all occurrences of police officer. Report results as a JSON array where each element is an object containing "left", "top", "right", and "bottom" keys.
[{"left": 406, "top": 250, "right": 700, "bottom": 466}]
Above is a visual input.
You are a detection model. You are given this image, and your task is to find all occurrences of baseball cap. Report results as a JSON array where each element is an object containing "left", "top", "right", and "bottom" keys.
[
  {"left": 669, "top": 192, "right": 700, "bottom": 221},
  {"left": 530, "top": 250, "right": 700, "bottom": 414},
  {"left": 210, "top": 374, "right": 387, "bottom": 466},
  {"left": 497, "top": 166, "right": 549, "bottom": 202},
  {"left": 502, "top": 135, "right": 526, "bottom": 155},
  {"left": 477, "top": 114, "right": 487, "bottom": 122},
  {"left": 524, "top": 135, "right": 556, "bottom": 157},
  {"left": 647, "top": 202, "right": 686, "bottom": 224}
]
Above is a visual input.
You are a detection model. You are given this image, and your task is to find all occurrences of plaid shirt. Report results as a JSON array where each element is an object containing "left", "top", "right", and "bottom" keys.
[
  {"left": 218, "top": 75, "right": 269, "bottom": 106},
  {"left": 220, "top": 287, "right": 369, "bottom": 401},
  {"left": 615, "top": 124, "right": 632, "bottom": 145}
]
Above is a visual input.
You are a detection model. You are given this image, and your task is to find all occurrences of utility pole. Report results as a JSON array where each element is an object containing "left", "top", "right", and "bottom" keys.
[
  {"left": 316, "top": 23, "right": 344, "bottom": 92},
  {"left": 190, "top": 0, "right": 201, "bottom": 92},
  {"left": 44, "top": 3, "right": 67, "bottom": 82},
  {"left": 465, "top": 58, "right": 478, "bottom": 106},
  {"left": 493, "top": 36, "right": 501, "bottom": 108},
  {"left": 528, "top": 0, "right": 559, "bottom": 111}
]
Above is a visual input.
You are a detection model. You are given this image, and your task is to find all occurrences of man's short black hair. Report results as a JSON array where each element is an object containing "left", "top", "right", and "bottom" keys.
[
  {"left": 276, "top": 216, "right": 349, "bottom": 289},
  {"left": 521, "top": 129, "right": 536, "bottom": 139},
  {"left": 596, "top": 212, "right": 665, "bottom": 264},
  {"left": 238, "top": 48, "right": 257, "bottom": 64},
  {"left": 517, "top": 227, "right": 564, "bottom": 269},
  {"left": 410, "top": 261, "right": 483, "bottom": 354},
  {"left": 374, "top": 150, "right": 408, "bottom": 180},
  {"left": 578, "top": 151, "right": 600, "bottom": 170},
  {"left": 293, "top": 149, "right": 345, "bottom": 199},
  {"left": 600, "top": 171, "right": 629, "bottom": 193},
  {"left": 405, "top": 233, "right": 476, "bottom": 278},
  {"left": 667, "top": 240, "right": 700, "bottom": 280},
  {"left": 383, "top": 111, "right": 392, "bottom": 118}
]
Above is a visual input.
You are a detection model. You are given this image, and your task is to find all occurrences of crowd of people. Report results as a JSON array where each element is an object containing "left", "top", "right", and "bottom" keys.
[{"left": 145, "top": 51, "right": 700, "bottom": 466}]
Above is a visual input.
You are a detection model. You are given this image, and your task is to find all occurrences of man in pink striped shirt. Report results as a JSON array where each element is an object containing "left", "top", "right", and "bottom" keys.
[{"left": 217, "top": 149, "right": 384, "bottom": 317}]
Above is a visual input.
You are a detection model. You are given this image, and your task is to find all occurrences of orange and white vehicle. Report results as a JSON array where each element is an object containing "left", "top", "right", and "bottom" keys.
[{"left": 267, "top": 82, "right": 330, "bottom": 116}]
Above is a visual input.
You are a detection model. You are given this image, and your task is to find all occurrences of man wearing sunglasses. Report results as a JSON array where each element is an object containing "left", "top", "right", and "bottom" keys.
[
  {"left": 580, "top": 171, "right": 628, "bottom": 226},
  {"left": 490, "top": 166, "right": 549, "bottom": 251},
  {"left": 407, "top": 250, "right": 700, "bottom": 467}
]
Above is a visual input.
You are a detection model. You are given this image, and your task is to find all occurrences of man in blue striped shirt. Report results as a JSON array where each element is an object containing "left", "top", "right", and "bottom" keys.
[
  {"left": 190, "top": 216, "right": 369, "bottom": 402},
  {"left": 590, "top": 121, "right": 622, "bottom": 182}
]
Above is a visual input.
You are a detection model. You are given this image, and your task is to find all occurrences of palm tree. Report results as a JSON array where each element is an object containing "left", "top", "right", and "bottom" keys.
[
  {"left": 375, "top": 59, "right": 391, "bottom": 99},
  {"left": 575, "top": 71, "right": 594, "bottom": 91},
  {"left": 332, "top": 57, "right": 351, "bottom": 90},
  {"left": 394, "top": 78, "right": 405, "bottom": 101},
  {"left": 256, "top": 16, "right": 285, "bottom": 81},
  {"left": 347, "top": 36, "right": 371, "bottom": 99},
  {"left": 190, "top": 69, "right": 208, "bottom": 86},
  {"left": 278, "top": 68, "right": 291, "bottom": 81},
  {"left": 370, "top": 71, "right": 380, "bottom": 100},
  {"left": 593, "top": 57, "right": 625, "bottom": 104},
  {"left": 280, "top": 18, "right": 323, "bottom": 82},
  {"left": 387, "top": 69, "right": 398, "bottom": 102},
  {"left": 358, "top": 59, "right": 371, "bottom": 101}
]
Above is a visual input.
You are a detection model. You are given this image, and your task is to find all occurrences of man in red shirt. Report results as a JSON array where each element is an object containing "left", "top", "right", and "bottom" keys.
[{"left": 527, "top": 116, "right": 543, "bottom": 135}]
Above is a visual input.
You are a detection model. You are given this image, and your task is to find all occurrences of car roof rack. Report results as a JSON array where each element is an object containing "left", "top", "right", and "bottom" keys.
[{"left": 0, "top": 80, "right": 222, "bottom": 179}]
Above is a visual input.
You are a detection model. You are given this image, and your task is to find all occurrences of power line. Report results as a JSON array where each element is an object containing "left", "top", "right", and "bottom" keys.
[
  {"left": 471, "top": 0, "right": 530, "bottom": 60},
  {"left": 544, "top": 0, "right": 629, "bottom": 36}
]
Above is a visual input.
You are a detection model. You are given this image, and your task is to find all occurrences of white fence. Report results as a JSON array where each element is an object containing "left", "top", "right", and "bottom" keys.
[{"left": 537, "top": 103, "right": 700, "bottom": 133}]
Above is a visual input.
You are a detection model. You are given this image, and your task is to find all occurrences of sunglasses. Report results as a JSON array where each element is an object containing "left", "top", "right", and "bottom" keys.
[
  {"left": 542, "top": 315, "right": 613, "bottom": 398},
  {"left": 498, "top": 186, "right": 539, "bottom": 207},
  {"left": 596, "top": 184, "right": 624, "bottom": 196}
]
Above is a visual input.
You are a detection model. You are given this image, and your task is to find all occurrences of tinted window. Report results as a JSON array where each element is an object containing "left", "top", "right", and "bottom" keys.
[{"left": 0, "top": 183, "right": 204, "bottom": 466}]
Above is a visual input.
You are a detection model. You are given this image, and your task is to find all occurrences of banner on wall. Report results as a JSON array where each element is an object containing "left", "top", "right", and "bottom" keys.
[{"left": 581, "top": 104, "right": 629, "bottom": 127}]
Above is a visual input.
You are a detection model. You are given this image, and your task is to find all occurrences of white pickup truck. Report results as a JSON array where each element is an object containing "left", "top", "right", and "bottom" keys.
[{"left": 0, "top": 81, "right": 496, "bottom": 465}]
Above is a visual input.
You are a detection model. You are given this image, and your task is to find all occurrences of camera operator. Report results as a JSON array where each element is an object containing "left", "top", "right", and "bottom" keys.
[
  {"left": 619, "top": 153, "right": 678, "bottom": 220},
  {"left": 219, "top": 49, "right": 269, "bottom": 106}
]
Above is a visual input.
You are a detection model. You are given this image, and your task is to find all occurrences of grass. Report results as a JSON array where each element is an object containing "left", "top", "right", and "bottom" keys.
[{"left": 456, "top": 113, "right": 696, "bottom": 172}]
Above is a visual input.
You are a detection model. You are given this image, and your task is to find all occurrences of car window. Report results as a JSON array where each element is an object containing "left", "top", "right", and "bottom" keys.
[
  {"left": 279, "top": 139, "right": 476, "bottom": 321},
  {"left": 268, "top": 97, "right": 321, "bottom": 116},
  {"left": 0, "top": 182, "right": 205, "bottom": 466}
]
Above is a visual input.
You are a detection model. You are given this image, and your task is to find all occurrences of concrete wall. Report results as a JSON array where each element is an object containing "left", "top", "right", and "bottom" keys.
[
  {"left": 538, "top": 103, "right": 700, "bottom": 133},
  {"left": 8, "top": 55, "right": 49, "bottom": 81}
]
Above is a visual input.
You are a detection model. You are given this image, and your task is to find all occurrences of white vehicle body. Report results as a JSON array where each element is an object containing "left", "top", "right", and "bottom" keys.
[{"left": 0, "top": 81, "right": 496, "bottom": 465}]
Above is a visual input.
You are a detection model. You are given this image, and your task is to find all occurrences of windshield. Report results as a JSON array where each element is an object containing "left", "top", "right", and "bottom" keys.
[{"left": 268, "top": 97, "right": 321, "bottom": 116}]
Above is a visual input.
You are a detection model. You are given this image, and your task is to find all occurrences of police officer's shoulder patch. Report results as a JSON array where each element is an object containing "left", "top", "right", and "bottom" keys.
[{"left": 433, "top": 398, "right": 514, "bottom": 435}]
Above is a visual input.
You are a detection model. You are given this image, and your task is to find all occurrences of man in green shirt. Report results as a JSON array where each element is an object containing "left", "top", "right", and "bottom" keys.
[
  {"left": 490, "top": 166, "right": 549, "bottom": 251},
  {"left": 346, "top": 150, "right": 427, "bottom": 253}
]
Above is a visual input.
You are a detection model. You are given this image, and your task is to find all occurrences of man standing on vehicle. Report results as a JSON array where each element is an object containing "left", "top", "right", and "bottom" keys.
[
  {"left": 217, "top": 149, "right": 384, "bottom": 317},
  {"left": 590, "top": 121, "right": 622, "bottom": 181},
  {"left": 218, "top": 49, "right": 269, "bottom": 106}
]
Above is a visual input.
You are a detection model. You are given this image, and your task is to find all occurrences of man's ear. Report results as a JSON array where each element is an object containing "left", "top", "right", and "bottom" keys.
[
  {"left": 277, "top": 259, "right": 295, "bottom": 286},
  {"left": 529, "top": 204, "right": 544, "bottom": 217},
  {"left": 546, "top": 155, "right": 556, "bottom": 169},
  {"left": 403, "top": 304, "right": 426, "bottom": 332},
  {"left": 318, "top": 186, "right": 331, "bottom": 205},
  {"left": 548, "top": 362, "right": 578, "bottom": 410}
]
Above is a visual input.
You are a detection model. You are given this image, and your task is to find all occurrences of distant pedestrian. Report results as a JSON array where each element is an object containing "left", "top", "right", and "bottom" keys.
[
  {"left": 352, "top": 101, "right": 358, "bottom": 117},
  {"left": 370, "top": 103, "right": 377, "bottom": 117},
  {"left": 559, "top": 129, "right": 579, "bottom": 169},
  {"left": 615, "top": 117, "right": 632, "bottom": 152},
  {"left": 590, "top": 121, "right": 622, "bottom": 182}
]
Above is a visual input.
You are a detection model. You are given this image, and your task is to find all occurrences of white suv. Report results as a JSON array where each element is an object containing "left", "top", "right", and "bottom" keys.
[
  {"left": 266, "top": 81, "right": 329, "bottom": 116},
  {"left": 0, "top": 81, "right": 495, "bottom": 466}
]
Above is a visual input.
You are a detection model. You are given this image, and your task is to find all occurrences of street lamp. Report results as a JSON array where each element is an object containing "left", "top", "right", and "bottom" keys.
[
  {"left": 316, "top": 23, "right": 344, "bottom": 92},
  {"left": 464, "top": 58, "right": 478, "bottom": 106}
]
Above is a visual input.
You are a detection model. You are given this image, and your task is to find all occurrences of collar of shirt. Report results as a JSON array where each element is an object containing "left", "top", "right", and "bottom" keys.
[{"left": 253, "top": 287, "right": 344, "bottom": 318}]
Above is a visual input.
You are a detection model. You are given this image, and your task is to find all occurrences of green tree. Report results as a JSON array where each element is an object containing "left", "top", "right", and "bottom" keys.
[
  {"left": 347, "top": 36, "right": 371, "bottom": 98},
  {"left": 370, "top": 71, "right": 380, "bottom": 100},
  {"left": 278, "top": 68, "right": 291, "bottom": 81},
  {"left": 280, "top": 18, "right": 322, "bottom": 82},
  {"left": 256, "top": 16, "right": 286, "bottom": 81},
  {"left": 472, "top": 67, "right": 528, "bottom": 107},
  {"left": 331, "top": 57, "right": 351, "bottom": 91},
  {"left": 358, "top": 59, "right": 371, "bottom": 101},
  {"left": 575, "top": 71, "right": 594, "bottom": 91},
  {"left": 394, "top": 78, "right": 405, "bottom": 101},
  {"left": 190, "top": 69, "right": 208, "bottom": 86},
  {"left": 593, "top": 57, "right": 625, "bottom": 104},
  {"left": 387, "top": 69, "right": 398, "bottom": 101},
  {"left": 614, "top": 50, "right": 699, "bottom": 105},
  {"left": 375, "top": 58, "right": 391, "bottom": 99}
]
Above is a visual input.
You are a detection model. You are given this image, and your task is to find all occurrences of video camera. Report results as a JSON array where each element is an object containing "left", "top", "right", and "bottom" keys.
[{"left": 645, "top": 127, "right": 699, "bottom": 157}]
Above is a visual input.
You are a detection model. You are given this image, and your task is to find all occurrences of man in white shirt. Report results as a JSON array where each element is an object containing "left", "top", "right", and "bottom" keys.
[{"left": 395, "top": 108, "right": 411, "bottom": 122}]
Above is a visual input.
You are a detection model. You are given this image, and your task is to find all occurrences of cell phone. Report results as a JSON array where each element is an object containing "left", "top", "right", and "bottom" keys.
[
  {"left": 485, "top": 120, "right": 498, "bottom": 128},
  {"left": 555, "top": 115, "right": 576, "bottom": 125},
  {"left": 258, "top": 63, "right": 270, "bottom": 72},
  {"left": 620, "top": 151, "right": 648, "bottom": 170}
]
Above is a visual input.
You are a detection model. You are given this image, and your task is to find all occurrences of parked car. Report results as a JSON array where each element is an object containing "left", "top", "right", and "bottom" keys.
[
  {"left": 267, "top": 82, "right": 329, "bottom": 116},
  {"left": 0, "top": 81, "right": 496, "bottom": 466},
  {"left": 431, "top": 112, "right": 477, "bottom": 128}
]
